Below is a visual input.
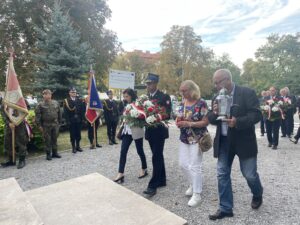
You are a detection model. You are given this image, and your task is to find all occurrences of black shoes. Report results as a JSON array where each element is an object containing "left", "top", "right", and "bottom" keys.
[
  {"left": 272, "top": 145, "right": 277, "bottom": 150},
  {"left": 251, "top": 196, "right": 263, "bottom": 209},
  {"left": 72, "top": 144, "right": 76, "bottom": 153},
  {"left": 17, "top": 160, "right": 26, "bottom": 169},
  {"left": 96, "top": 144, "right": 102, "bottom": 148},
  {"left": 52, "top": 153, "right": 61, "bottom": 158},
  {"left": 46, "top": 154, "right": 52, "bottom": 160},
  {"left": 113, "top": 176, "right": 125, "bottom": 184},
  {"left": 112, "top": 139, "right": 118, "bottom": 144},
  {"left": 209, "top": 210, "right": 234, "bottom": 220},
  {"left": 289, "top": 137, "right": 298, "bottom": 144},
  {"left": 143, "top": 187, "right": 157, "bottom": 197},
  {"left": 109, "top": 140, "right": 113, "bottom": 145},
  {"left": 76, "top": 147, "right": 83, "bottom": 152},
  {"left": 268, "top": 143, "right": 272, "bottom": 147},
  {"left": 138, "top": 170, "right": 148, "bottom": 179},
  {"left": 1, "top": 160, "right": 16, "bottom": 167}
]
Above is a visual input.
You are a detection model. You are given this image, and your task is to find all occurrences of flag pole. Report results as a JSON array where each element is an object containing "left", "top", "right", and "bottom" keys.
[
  {"left": 8, "top": 47, "right": 16, "bottom": 163},
  {"left": 93, "top": 122, "right": 96, "bottom": 148},
  {"left": 11, "top": 126, "right": 16, "bottom": 163}
]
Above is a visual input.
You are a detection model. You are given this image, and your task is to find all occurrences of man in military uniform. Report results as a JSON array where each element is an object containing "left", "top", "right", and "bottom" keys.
[
  {"left": 1, "top": 98, "right": 29, "bottom": 169},
  {"left": 103, "top": 90, "right": 120, "bottom": 145},
  {"left": 35, "top": 89, "right": 62, "bottom": 160},
  {"left": 143, "top": 73, "right": 171, "bottom": 197},
  {"left": 64, "top": 87, "right": 85, "bottom": 153}
]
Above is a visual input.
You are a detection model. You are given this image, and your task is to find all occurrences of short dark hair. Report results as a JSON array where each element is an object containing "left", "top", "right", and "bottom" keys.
[{"left": 123, "top": 88, "right": 137, "bottom": 101}]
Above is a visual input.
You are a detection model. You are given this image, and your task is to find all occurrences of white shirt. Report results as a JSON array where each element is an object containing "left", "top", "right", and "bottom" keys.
[
  {"left": 150, "top": 90, "right": 158, "bottom": 98},
  {"left": 122, "top": 124, "right": 132, "bottom": 135}
]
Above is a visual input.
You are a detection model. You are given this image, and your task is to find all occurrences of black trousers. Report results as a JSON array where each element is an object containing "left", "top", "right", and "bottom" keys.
[
  {"left": 147, "top": 135, "right": 166, "bottom": 189},
  {"left": 88, "top": 120, "right": 99, "bottom": 144},
  {"left": 260, "top": 117, "right": 266, "bottom": 134},
  {"left": 118, "top": 135, "right": 147, "bottom": 173},
  {"left": 69, "top": 122, "right": 81, "bottom": 144},
  {"left": 106, "top": 120, "right": 118, "bottom": 141},
  {"left": 266, "top": 119, "right": 281, "bottom": 146}
]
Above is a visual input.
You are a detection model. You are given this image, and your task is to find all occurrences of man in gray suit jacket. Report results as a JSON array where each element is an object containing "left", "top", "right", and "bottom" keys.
[{"left": 207, "top": 69, "right": 264, "bottom": 220}]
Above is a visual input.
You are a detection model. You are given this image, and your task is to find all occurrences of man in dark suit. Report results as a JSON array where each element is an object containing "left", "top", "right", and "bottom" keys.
[
  {"left": 265, "top": 86, "right": 282, "bottom": 150},
  {"left": 103, "top": 90, "right": 120, "bottom": 145},
  {"left": 143, "top": 73, "right": 171, "bottom": 197},
  {"left": 207, "top": 69, "right": 263, "bottom": 220},
  {"left": 63, "top": 87, "right": 85, "bottom": 153}
]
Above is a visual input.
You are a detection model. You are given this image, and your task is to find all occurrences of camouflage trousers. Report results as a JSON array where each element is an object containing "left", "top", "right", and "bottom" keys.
[
  {"left": 42, "top": 125, "right": 59, "bottom": 155},
  {"left": 4, "top": 122, "right": 28, "bottom": 159}
]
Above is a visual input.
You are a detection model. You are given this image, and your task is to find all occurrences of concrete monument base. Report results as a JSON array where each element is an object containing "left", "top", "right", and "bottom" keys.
[{"left": 25, "top": 173, "right": 187, "bottom": 225}]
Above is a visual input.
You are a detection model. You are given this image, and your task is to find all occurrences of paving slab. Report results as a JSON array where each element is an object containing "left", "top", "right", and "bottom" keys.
[
  {"left": 25, "top": 173, "right": 187, "bottom": 225},
  {"left": 0, "top": 177, "right": 43, "bottom": 225}
]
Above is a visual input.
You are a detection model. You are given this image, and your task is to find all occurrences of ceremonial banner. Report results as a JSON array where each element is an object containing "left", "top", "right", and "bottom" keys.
[
  {"left": 3, "top": 53, "right": 28, "bottom": 125},
  {"left": 85, "top": 70, "right": 103, "bottom": 123}
]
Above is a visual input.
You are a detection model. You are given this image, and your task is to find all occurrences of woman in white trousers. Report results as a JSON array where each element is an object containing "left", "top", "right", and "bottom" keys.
[{"left": 176, "top": 80, "right": 209, "bottom": 207}]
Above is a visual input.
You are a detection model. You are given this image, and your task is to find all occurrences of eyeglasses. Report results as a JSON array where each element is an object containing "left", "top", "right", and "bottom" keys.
[
  {"left": 179, "top": 89, "right": 189, "bottom": 94},
  {"left": 213, "top": 77, "right": 227, "bottom": 85}
]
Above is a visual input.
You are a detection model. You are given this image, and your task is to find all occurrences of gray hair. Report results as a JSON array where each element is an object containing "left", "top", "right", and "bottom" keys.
[{"left": 214, "top": 69, "right": 232, "bottom": 82}]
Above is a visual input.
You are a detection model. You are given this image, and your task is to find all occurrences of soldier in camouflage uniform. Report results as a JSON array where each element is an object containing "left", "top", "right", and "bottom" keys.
[
  {"left": 0, "top": 98, "right": 29, "bottom": 169},
  {"left": 35, "top": 89, "right": 62, "bottom": 160}
]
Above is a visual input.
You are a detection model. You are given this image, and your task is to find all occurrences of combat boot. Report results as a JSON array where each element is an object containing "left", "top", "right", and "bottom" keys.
[
  {"left": 72, "top": 142, "right": 76, "bottom": 153},
  {"left": 46, "top": 153, "right": 52, "bottom": 160},
  {"left": 52, "top": 151, "right": 61, "bottom": 158},
  {"left": 112, "top": 138, "right": 118, "bottom": 145},
  {"left": 76, "top": 140, "right": 83, "bottom": 152},
  {"left": 1, "top": 156, "right": 16, "bottom": 167},
  {"left": 17, "top": 156, "right": 26, "bottom": 169}
]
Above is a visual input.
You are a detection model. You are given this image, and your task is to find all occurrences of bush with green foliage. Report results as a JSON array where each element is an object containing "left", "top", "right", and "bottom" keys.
[{"left": 0, "top": 110, "right": 44, "bottom": 155}]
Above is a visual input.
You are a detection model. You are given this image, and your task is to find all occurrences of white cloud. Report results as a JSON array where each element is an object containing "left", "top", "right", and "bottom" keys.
[{"left": 106, "top": 0, "right": 300, "bottom": 67}]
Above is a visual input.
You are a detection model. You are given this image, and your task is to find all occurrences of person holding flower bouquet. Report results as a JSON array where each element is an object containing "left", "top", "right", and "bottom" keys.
[
  {"left": 279, "top": 88, "right": 293, "bottom": 138},
  {"left": 264, "top": 87, "right": 283, "bottom": 150},
  {"left": 176, "top": 80, "right": 209, "bottom": 207},
  {"left": 143, "top": 73, "right": 171, "bottom": 197},
  {"left": 113, "top": 88, "right": 148, "bottom": 183}
]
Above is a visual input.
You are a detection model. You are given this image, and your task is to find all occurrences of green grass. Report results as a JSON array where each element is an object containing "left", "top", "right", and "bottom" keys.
[
  {"left": 0, "top": 126, "right": 109, "bottom": 161},
  {"left": 57, "top": 126, "right": 108, "bottom": 151}
]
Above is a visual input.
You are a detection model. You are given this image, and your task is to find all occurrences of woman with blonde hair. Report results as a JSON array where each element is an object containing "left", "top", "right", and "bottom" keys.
[{"left": 176, "top": 80, "right": 209, "bottom": 207}]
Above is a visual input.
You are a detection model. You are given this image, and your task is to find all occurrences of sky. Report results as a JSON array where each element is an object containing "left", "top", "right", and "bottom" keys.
[{"left": 105, "top": 0, "right": 300, "bottom": 68}]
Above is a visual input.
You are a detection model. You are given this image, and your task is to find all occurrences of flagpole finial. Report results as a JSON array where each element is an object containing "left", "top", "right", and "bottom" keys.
[{"left": 89, "top": 65, "right": 94, "bottom": 75}]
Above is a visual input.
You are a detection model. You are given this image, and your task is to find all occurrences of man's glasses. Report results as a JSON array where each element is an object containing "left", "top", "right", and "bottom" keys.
[{"left": 213, "top": 77, "right": 227, "bottom": 85}]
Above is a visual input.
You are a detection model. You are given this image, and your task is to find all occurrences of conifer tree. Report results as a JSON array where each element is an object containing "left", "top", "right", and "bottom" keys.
[{"left": 34, "top": 1, "right": 94, "bottom": 98}]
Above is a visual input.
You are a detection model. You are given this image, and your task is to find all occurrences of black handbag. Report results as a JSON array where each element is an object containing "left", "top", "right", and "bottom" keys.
[{"left": 116, "top": 123, "right": 124, "bottom": 140}]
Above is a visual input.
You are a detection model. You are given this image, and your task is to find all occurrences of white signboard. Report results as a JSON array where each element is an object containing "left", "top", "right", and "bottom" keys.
[{"left": 109, "top": 69, "right": 135, "bottom": 89}]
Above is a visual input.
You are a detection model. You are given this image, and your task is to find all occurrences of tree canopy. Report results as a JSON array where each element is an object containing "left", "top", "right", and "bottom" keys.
[
  {"left": 241, "top": 33, "right": 300, "bottom": 94},
  {"left": 0, "top": 0, "right": 120, "bottom": 94},
  {"left": 33, "top": 1, "right": 94, "bottom": 99}
]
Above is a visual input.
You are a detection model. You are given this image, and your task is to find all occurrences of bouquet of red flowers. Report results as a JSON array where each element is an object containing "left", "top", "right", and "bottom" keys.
[
  {"left": 260, "top": 97, "right": 284, "bottom": 121},
  {"left": 138, "top": 94, "right": 169, "bottom": 127},
  {"left": 122, "top": 101, "right": 146, "bottom": 128}
]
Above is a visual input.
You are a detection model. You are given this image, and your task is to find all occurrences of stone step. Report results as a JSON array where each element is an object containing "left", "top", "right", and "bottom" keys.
[
  {"left": 25, "top": 173, "right": 187, "bottom": 225},
  {"left": 0, "top": 177, "right": 44, "bottom": 225}
]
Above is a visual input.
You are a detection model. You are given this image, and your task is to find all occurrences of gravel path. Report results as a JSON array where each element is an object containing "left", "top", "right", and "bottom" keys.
[{"left": 1, "top": 121, "right": 300, "bottom": 225}]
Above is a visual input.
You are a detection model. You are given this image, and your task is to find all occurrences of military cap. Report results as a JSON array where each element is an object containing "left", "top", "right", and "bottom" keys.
[
  {"left": 69, "top": 87, "right": 77, "bottom": 92},
  {"left": 145, "top": 73, "right": 159, "bottom": 83},
  {"left": 42, "top": 89, "right": 52, "bottom": 95}
]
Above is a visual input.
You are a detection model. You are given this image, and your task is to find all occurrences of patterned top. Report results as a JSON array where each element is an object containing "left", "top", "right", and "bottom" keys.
[{"left": 178, "top": 99, "right": 208, "bottom": 144}]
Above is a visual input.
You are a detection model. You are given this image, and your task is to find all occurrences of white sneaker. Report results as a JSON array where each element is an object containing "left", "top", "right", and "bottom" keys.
[
  {"left": 188, "top": 193, "right": 201, "bottom": 207},
  {"left": 185, "top": 185, "right": 193, "bottom": 196}
]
